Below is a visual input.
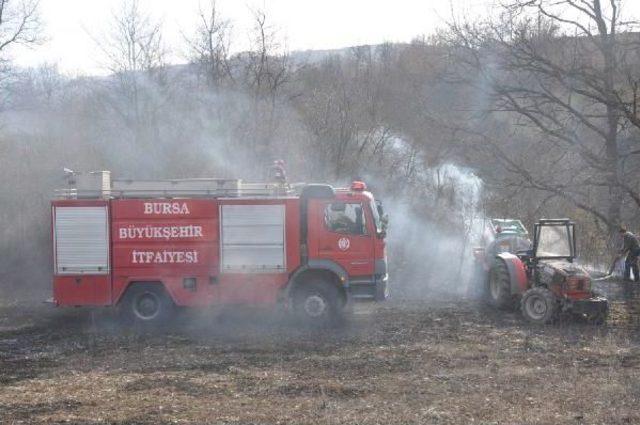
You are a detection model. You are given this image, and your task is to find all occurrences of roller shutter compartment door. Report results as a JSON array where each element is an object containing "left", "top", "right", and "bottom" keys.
[
  {"left": 54, "top": 206, "right": 110, "bottom": 274},
  {"left": 220, "top": 204, "right": 285, "bottom": 271}
]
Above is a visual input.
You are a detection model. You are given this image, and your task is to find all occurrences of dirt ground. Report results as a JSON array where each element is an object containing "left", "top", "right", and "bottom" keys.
[{"left": 1, "top": 282, "right": 640, "bottom": 425}]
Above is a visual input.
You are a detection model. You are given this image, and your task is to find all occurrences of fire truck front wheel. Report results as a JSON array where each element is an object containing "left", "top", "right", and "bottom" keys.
[
  {"left": 292, "top": 280, "right": 342, "bottom": 326},
  {"left": 119, "top": 283, "right": 174, "bottom": 326}
]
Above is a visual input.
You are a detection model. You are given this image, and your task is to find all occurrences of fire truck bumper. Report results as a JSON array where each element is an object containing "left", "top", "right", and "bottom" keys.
[{"left": 567, "top": 296, "right": 609, "bottom": 316}]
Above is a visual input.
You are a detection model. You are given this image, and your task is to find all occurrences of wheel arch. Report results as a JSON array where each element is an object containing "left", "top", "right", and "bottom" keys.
[
  {"left": 116, "top": 280, "right": 176, "bottom": 324},
  {"left": 114, "top": 280, "right": 174, "bottom": 305},
  {"left": 495, "top": 253, "right": 528, "bottom": 295},
  {"left": 286, "top": 261, "right": 348, "bottom": 304}
]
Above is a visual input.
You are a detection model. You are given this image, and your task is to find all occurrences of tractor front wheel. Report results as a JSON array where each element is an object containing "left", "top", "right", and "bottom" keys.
[
  {"left": 520, "top": 287, "right": 558, "bottom": 325},
  {"left": 487, "top": 259, "right": 514, "bottom": 309}
]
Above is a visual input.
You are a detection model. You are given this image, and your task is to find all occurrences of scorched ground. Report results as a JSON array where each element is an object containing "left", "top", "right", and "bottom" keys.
[{"left": 1, "top": 283, "right": 639, "bottom": 425}]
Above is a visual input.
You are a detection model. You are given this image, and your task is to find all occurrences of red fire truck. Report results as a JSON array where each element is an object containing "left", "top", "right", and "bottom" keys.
[{"left": 51, "top": 171, "right": 388, "bottom": 325}]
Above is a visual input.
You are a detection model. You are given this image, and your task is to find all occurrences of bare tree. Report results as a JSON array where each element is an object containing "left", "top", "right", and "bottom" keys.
[
  {"left": 97, "top": 0, "right": 165, "bottom": 75},
  {"left": 241, "top": 7, "right": 291, "bottom": 156},
  {"left": 244, "top": 7, "right": 290, "bottom": 99},
  {"left": 0, "top": 0, "right": 41, "bottom": 95},
  {"left": 91, "top": 0, "right": 169, "bottom": 151},
  {"left": 186, "top": 0, "right": 232, "bottom": 87},
  {"left": 441, "top": 0, "right": 640, "bottom": 233},
  {"left": 0, "top": 0, "right": 41, "bottom": 56}
]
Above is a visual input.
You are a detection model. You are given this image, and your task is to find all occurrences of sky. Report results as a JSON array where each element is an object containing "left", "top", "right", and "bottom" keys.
[
  {"left": 12, "top": 0, "right": 496, "bottom": 75},
  {"left": 11, "top": 0, "right": 640, "bottom": 76}
]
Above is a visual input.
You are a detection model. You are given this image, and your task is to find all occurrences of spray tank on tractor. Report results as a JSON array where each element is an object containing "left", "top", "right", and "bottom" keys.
[{"left": 469, "top": 218, "right": 532, "bottom": 297}]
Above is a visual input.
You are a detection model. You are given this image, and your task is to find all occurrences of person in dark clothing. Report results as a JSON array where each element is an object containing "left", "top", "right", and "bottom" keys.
[
  {"left": 269, "top": 160, "right": 287, "bottom": 184},
  {"left": 619, "top": 227, "right": 640, "bottom": 282}
]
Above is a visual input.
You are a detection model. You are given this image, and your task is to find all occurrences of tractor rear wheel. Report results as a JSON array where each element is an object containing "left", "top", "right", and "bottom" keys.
[
  {"left": 487, "top": 258, "right": 514, "bottom": 309},
  {"left": 520, "top": 287, "right": 558, "bottom": 325}
]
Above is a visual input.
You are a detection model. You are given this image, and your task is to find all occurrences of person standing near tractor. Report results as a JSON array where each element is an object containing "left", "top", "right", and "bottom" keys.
[{"left": 619, "top": 227, "right": 640, "bottom": 282}]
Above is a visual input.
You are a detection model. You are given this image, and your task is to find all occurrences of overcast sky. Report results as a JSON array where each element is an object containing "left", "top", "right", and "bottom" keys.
[{"left": 12, "top": 0, "right": 640, "bottom": 76}]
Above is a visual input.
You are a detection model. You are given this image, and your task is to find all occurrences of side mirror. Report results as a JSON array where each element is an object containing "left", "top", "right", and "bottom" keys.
[
  {"left": 376, "top": 200, "right": 385, "bottom": 216},
  {"left": 377, "top": 214, "right": 389, "bottom": 239},
  {"left": 381, "top": 213, "right": 389, "bottom": 229}
]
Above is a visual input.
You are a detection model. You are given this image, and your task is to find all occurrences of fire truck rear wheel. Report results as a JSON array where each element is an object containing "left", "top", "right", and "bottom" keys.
[
  {"left": 487, "top": 258, "right": 514, "bottom": 309},
  {"left": 520, "top": 287, "right": 558, "bottom": 325},
  {"left": 120, "top": 283, "right": 174, "bottom": 326},
  {"left": 292, "top": 280, "right": 341, "bottom": 326}
]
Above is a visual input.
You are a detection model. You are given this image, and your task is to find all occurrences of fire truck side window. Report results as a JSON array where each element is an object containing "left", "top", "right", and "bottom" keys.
[{"left": 325, "top": 202, "right": 367, "bottom": 235}]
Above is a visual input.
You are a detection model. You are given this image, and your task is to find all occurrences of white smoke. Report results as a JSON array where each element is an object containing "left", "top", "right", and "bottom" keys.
[{"left": 381, "top": 163, "right": 484, "bottom": 300}]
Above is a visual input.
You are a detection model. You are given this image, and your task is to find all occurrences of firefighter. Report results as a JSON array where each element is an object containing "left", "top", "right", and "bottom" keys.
[
  {"left": 619, "top": 226, "right": 640, "bottom": 282},
  {"left": 269, "top": 160, "right": 287, "bottom": 184},
  {"left": 268, "top": 159, "right": 287, "bottom": 195},
  {"left": 327, "top": 205, "right": 356, "bottom": 234}
]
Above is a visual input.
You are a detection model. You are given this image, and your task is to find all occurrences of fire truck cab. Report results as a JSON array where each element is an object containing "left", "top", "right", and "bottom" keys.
[{"left": 51, "top": 171, "right": 388, "bottom": 325}]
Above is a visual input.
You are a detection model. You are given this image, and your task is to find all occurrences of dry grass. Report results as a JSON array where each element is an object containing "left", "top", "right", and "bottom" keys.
[{"left": 0, "top": 297, "right": 639, "bottom": 424}]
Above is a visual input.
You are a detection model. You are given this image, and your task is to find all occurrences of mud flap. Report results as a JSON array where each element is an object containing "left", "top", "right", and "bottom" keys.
[{"left": 496, "top": 253, "right": 528, "bottom": 295}]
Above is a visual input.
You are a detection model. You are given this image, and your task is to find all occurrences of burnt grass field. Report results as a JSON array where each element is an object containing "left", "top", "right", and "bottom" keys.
[{"left": 1, "top": 281, "right": 640, "bottom": 425}]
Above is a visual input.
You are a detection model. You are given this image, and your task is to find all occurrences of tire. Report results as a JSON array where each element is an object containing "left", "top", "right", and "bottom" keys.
[
  {"left": 118, "top": 283, "right": 174, "bottom": 326},
  {"left": 292, "top": 279, "right": 342, "bottom": 327},
  {"left": 520, "top": 287, "right": 558, "bottom": 325},
  {"left": 487, "top": 258, "right": 514, "bottom": 309}
]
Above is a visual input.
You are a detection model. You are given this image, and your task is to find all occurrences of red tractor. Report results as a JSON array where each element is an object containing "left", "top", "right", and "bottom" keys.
[{"left": 483, "top": 219, "right": 608, "bottom": 324}]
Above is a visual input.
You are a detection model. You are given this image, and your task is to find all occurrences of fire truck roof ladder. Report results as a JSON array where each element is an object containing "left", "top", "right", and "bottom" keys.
[{"left": 55, "top": 170, "right": 296, "bottom": 199}]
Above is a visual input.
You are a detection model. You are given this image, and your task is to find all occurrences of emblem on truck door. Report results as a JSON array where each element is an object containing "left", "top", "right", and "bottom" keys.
[{"left": 338, "top": 237, "right": 350, "bottom": 251}]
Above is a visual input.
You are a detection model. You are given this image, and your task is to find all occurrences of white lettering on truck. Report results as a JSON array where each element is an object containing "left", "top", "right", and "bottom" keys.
[
  {"left": 118, "top": 225, "right": 204, "bottom": 240},
  {"left": 143, "top": 202, "right": 190, "bottom": 215},
  {"left": 131, "top": 250, "right": 199, "bottom": 264}
]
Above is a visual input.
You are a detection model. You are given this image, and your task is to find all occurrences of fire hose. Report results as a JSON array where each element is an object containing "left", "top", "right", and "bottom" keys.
[{"left": 593, "top": 254, "right": 624, "bottom": 281}]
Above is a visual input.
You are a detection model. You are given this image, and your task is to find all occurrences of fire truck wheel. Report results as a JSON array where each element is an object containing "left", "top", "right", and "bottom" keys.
[
  {"left": 520, "top": 287, "right": 558, "bottom": 325},
  {"left": 487, "top": 259, "right": 514, "bottom": 309},
  {"left": 292, "top": 280, "right": 341, "bottom": 326},
  {"left": 119, "top": 284, "right": 174, "bottom": 326}
]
